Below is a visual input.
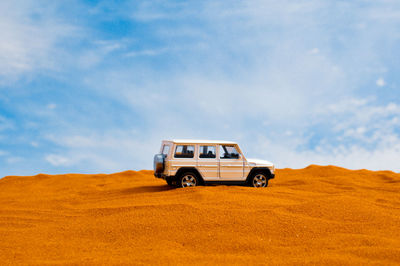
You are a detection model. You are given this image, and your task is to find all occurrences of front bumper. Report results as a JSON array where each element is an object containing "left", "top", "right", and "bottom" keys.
[
  {"left": 154, "top": 172, "right": 170, "bottom": 180},
  {"left": 154, "top": 172, "right": 164, "bottom": 178}
]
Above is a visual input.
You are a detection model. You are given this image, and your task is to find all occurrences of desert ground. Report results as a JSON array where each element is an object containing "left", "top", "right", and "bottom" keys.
[{"left": 0, "top": 165, "right": 399, "bottom": 265}]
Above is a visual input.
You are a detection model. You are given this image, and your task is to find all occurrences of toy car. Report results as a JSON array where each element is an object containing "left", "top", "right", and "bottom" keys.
[{"left": 154, "top": 139, "right": 275, "bottom": 187}]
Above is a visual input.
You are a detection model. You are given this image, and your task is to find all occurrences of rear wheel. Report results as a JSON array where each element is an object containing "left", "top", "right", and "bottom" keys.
[
  {"left": 178, "top": 172, "right": 198, "bottom": 188},
  {"left": 250, "top": 173, "right": 268, "bottom": 188}
]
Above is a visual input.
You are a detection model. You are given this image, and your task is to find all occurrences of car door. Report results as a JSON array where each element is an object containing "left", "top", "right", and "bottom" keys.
[
  {"left": 170, "top": 144, "right": 196, "bottom": 177},
  {"left": 218, "top": 144, "right": 244, "bottom": 180},
  {"left": 197, "top": 145, "right": 218, "bottom": 181}
]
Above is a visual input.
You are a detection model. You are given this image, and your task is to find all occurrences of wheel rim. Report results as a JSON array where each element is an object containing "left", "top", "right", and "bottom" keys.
[
  {"left": 182, "top": 174, "right": 197, "bottom": 187},
  {"left": 253, "top": 174, "right": 267, "bottom": 187}
]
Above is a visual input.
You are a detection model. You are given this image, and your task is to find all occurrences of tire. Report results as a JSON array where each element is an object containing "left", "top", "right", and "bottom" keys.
[
  {"left": 249, "top": 172, "right": 269, "bottom": 188},
  {"left": 178, "top": 172, "right": 199, "bottom": 188},
  {"left": 166, "top": 178, "right": 174, "bottom": 186}
]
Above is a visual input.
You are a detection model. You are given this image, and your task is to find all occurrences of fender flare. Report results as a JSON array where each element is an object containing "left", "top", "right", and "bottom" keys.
[
  {"left": 175, "top": 167, "right": 205, "bottom": 184},
  {"left": 246, "top": 167, "right": 272, "bottom": 183}
]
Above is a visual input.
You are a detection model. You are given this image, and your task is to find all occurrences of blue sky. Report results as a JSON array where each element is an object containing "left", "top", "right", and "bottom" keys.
[{"left": 1, "top": 0, "right": 400, "bottom": 177}]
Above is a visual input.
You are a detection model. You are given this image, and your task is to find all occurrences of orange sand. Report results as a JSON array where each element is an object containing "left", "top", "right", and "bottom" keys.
[{"left": 0, "top": 165, "right": 399, "bottom": 265}]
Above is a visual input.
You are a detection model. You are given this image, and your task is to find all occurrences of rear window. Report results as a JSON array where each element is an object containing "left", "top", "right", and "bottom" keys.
[{"left": 174, "top": 145, "right": 195, "bottom": 158}]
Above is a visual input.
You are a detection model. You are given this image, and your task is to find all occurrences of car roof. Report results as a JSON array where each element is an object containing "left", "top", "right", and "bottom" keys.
[{"left": 165, "top": 139, "right": 238, "bottom": 145}]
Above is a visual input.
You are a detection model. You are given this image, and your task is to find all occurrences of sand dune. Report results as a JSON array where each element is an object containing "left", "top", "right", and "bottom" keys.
[{"left": 1, "top": 165, "right": 399, "bottom": 265}]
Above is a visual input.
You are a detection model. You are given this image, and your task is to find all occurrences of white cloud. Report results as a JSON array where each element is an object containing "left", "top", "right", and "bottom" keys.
[
  {"left": 30, "top": 141, "right": 39, "bottom": 147},
  {"left": 2, "top": 0, "right": 400, "bottom": 176},
  {"left": 0, "top": 0, "right": 78, "bottom": 83},
  {"left": 6, "top": 157, "right": 23, "bottom": 164},
  {"left": 68, "top": 0, "right": 400, "bottom": 173},
  {"left": 125, "top": 48, "right": 168, "bottom": 57},
  {"left": 270, "top": 141, "right": 400, "bottom": 172},
  {"left": 274, "top": 98, "right": 400, "bottom": 171},
  {"left": 44, "top": 131, "right": 161, "bottom": 172},
  {"left": 78, "top": 40, "right": 125, "bottom": 69},
  {"left": 47, "top": 103, "right": 57, "bottom": 110},
  {"left": 45, "top": 154, "right": 72, "bottom": 167},
  {"left": 376, "top": 77, "right": 386, "bottom": 87},
  {"left": 0, "top": 115, "right": 15, "bottom": 131}
]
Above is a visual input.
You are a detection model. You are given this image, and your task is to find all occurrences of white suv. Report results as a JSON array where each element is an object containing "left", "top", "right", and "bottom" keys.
[{"left": 154, "top": 139, "right": 275, "bottom": 188}]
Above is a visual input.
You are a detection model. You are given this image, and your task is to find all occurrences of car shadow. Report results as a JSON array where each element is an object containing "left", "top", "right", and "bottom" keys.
[{"left": 118, "top": 184, "right": 176, "bottom": 194}]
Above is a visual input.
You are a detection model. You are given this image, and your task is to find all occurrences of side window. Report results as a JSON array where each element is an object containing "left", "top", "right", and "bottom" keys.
[
  {"left": 174, "top": 145, "right": 195, "bottom": 158},
  {"left": 220, "top": 145, "right": 240, "bottom": 159},
  {"left": 199, "top": 146, "right": 216, "bottom": 159},
  {"left": 162, "top": 145, "right": 170, "bottom": 157}
]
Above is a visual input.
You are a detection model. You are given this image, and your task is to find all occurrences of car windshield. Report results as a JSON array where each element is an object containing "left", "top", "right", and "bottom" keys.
[{"left": 220, "top": 145, "right": 240, "bottom": 159}]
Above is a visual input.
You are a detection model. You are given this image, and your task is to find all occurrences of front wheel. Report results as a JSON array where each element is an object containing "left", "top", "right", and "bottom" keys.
[
  {"left": 166, "top": 178, "right": 174, "bottom": 186},
  {"left": 179, "top": 172, "right": 198, "bottom": 188},
  {"left": 250, "top": 173, "right": 269, "bottom": 188}
]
